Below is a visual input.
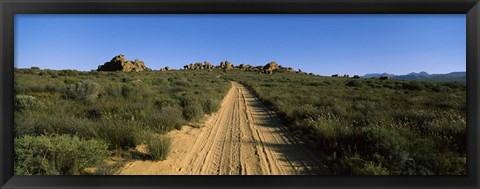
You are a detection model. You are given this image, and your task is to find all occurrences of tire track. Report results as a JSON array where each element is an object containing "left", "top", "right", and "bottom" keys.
[{"left": 119, "top": 81, "right": 326, "bottom": 175}]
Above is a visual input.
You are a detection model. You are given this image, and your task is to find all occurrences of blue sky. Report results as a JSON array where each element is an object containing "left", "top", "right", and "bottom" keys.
[{"left": 15, "top": 14, "right": 465, "bottom": 76}]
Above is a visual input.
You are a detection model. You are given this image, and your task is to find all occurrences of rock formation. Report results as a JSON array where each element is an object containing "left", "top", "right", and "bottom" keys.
[
  {"left": 263, "top": 61, "right": 279, "bottom": 73},
  {"left": 97, "top": 55, "right": 151, "bottom": 72},
  {"left": 183, "top": 61, "right": 215, "bottom": 70},
  {"left": 277, "top": 65, "right": 295, "bottom": 73},
  {"left": 204, "top": 61, "right": 214, "bottom": 70},
  {"left": 181, "top": 60, "right": 298, "bottom": 74},
  {"left": 220, "top": 61, "right": 234, "bottom": 70},
  {"left": 236, "top": 64, "right": 253, "bottom": 71},
  {"left": 160, "top": 66, "right": 169, "bottom": 71}
]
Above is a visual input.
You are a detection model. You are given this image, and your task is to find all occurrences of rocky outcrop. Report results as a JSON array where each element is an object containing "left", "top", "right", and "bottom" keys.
[
  {"left": 277, "top": 66, "right": 295, "bottom": 73},
  {"left": 97, "top": 55, "right": 151, "bottom": 72},
  {"left": 204, "top": 61, "right": 214, "bottom": 70},
  {"left": 236, "top": 64, "right": 253, "bottom": 71},
  {"left": 160, "top": 66, "right": 169, "bottom": 71},
  {"left": 220, "top": 61, "right": 234, "bottom": 70},
  {"left": 181, "top": 60, "right": 299, "bottom": 74},
  {"left": 183, "top": 61, "right": 215, "bottom": 70},
  {"left": 263, "top": 61, "right": 279, "bottom": 74},
  {"left": 183, "top": 62, "right": 203, "bottom": 70}
]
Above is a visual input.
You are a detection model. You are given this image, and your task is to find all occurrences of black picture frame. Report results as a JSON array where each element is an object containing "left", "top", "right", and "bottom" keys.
[{"left": 1, "top": 0, "right": 479, "bottom": 188}]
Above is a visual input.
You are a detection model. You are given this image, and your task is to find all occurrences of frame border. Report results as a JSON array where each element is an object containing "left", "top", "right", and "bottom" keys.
[{"left": 1, "top": 0, "right": 479, "bottom": 188}]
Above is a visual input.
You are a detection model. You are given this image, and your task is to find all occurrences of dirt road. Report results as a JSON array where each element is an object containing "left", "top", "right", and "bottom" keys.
[{"left": 119, "top": 82, "right": 326, "bottom": 175}]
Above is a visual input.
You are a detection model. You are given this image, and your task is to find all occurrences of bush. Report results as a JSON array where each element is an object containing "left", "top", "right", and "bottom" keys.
[
  {"left": 345, "top": 80, "right": 365, "bottom": 87},
  {"left": 64, "top": 80, "right": 101, "bottom": 103},
  {"left": 92, "top": 120, "right": 140, "bottom": 150},
  {"left": 15, "top": 95, "right": 38, "bottom": 111},
  {"left": 120, "top": 84, "right": 141, "bottom": 99},
  {"left": 146, "top": 106, "right": 184, "bottom": 133},
  {"left": 433, "top": 153, "right": 466, "bottom": 175},
  {"left": 84, "top": 106, "right": 103, "bottom": 120},
  {"left": 202, "top": 98, "right": 220, "bottom": 114},
  {"left": 183, "top": 103, "right": 204, "bottom": 121},
  {"left": 15, "top": 113, "right": 95, "bottom": 138},
  {"left": 402, "top": 81, "right": 425, "bottom": 91},
  {"left": 361, "top": 126, "right": 410, "bottom": 170},
  {"left": 179, "top": 95, "right": 204, "bottom": 121},
  {"left": 103, "top": 83, "right": 122, "bottom": 98},
  {"left": 357, "top": 162, "right": 390, "bottom": 175},
  {"left": 154, "top": 97, "right": 179, "bottom": 110},
  {"left": 15, "top": 134, "right": 109, "bottom": 175},
  {"left": 145, "top": 135, "right": 172, "bottom": 161},
  {"left": 335, "top": 153, "right": 365, "bottom": 175},
  {"left": 59, "top": 69, "right": 80, "bottom": 76}
]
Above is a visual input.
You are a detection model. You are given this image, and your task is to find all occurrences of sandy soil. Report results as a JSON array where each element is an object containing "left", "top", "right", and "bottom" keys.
[{"left": 119, "top": 82, "right": 326, "bottom": 175}]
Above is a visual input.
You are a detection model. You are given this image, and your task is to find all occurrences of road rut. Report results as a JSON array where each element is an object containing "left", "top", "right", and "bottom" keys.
[{"left": 119, "top": 81, "right": 326, "bottom": 175}]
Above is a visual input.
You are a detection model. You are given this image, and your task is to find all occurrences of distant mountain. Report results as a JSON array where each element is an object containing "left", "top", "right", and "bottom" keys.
[
  {"left": 362, "top": 73, "right": 395, "bottom": 78},
  {"left": 362, "top": 71, "right": 465, "bottom": 82}
]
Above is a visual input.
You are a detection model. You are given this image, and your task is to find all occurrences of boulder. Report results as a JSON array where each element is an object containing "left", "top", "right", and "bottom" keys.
[
  {"left": 277, "top": 66, "right": 294, "bottom": 73},
  {"left": 97, "top": 55, "right": 151, "bottom": 72},
  {"left": 193, "top": 62, "right": 203, "bottom": 69},
  {"left": 160, "top": 66, "right": 169, "bottom": 71},
  {"left": 239, "top": 64, "right": 254, "bottom": 71},
  {"left": 204, "top": 61, "right": 213, "bottom": 69},
  {"left": 221, "top": 60, "right": 234, "bottom": 70},
  {"left": 263, "top": 61, "right": 279, "bottom": 73}
]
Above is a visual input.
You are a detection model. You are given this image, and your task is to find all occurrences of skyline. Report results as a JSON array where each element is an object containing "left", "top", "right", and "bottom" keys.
[{"left": 15, "top": 14, "right": 466, "bottom": 76}]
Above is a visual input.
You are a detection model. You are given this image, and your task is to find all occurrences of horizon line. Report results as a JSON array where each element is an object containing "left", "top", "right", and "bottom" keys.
[{"left": 14, "top": 66, "right": 466, "bottom": 77}]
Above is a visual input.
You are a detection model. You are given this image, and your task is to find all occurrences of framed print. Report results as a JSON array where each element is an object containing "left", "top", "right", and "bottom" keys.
[{"left": 1, "top": 0, "right": 479, "bottom": 188}]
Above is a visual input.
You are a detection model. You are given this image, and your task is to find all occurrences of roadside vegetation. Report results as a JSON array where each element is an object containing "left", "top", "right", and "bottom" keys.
[
  {"left": 227, "top": 70, "right": 466, "bottom": 175},
  {"left": 14, "top": 66, "right": 466, "bottom": 175},
  {"left": 14, "top": 68, "right": 230, "bottom": 175}
]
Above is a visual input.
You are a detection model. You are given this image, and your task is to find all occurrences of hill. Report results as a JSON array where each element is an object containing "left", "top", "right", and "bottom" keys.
[{"left": 362, "top": 71, "right": 465, "bottom": 82}]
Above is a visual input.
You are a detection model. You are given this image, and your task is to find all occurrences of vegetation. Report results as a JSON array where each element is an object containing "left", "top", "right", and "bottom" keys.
[
  {"left": 14, "top": 134, "right": 109, "bottom": 175},
  {"left": 146, "top": 135, "right": 172, "bottom": 161},
  {"left": 226, "top": 70, "right": 466, "bottom": 175},
  {"left": 14, "top": 67, "right": 466, "bottom": 175},
  {"left": 14, "top": 68, "right": 231, "bottom": 175}
]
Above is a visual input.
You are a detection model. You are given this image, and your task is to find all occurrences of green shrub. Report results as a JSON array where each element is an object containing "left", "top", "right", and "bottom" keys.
[
  {"left": 179, "top": 95, "right": 204, "bottom": 121},
  {"left": 15, "top": 134, "right": 109, "bottom": 175},
  {"left": 145, "top": 135, "right": 172, "bottom": 161},
  {"left": 171, "top": 79, "right": 189, "bottom": 87},
  {"left": 402, "top": 81, "right": 425, "bottom": 91},
  {"left": 15, "top": 112, "right": 93, "bottom": 138},
  {"left": 64, "top": 80, "right": 101, "bottom": 103},
  {"left": 120, "top": 84, "right": 142, "bottom": 99},
  {"left": 154, "top": 97, "right": 179, "bottom": 110},
  {"left": 361, "top": 126, "right": 410, "bottom": 170},
  {"left": 433, "top": 153, "right": 466, "bottom": 175},
  {"left": 345, "top": 80, "right": 365, "bottom": 87},
  {"left": 92, "top": 120, "right": 140, "bottom": 150},
  {"left": 15, "top": 95, "right": 38, "bottom": 111},
  {"left": 64, "top": 78, "right": 81, "bottom": 85},
  {"left": 103, "top": 83, "right": 122, "bottom": 98},
  {"left": 146, "top": 106, "right": 184, "bottom": 133},
  {"left": 335, "top": 153, "right": 365, "bottom": 175},
  {"left": 59, "top": 69, "right": 80, "bottom": 76},
  {"left": 183, "top": 103, "right": 204, "bottom": 121},
  {"left": 202, "top": 98, "right": 220, "bottom": 114},
  {"left": 84, "top": 106, "right": 102, "bottom": 120},
  {"left": 357, "top": 162, "right": 390, "bottom": 175}
]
